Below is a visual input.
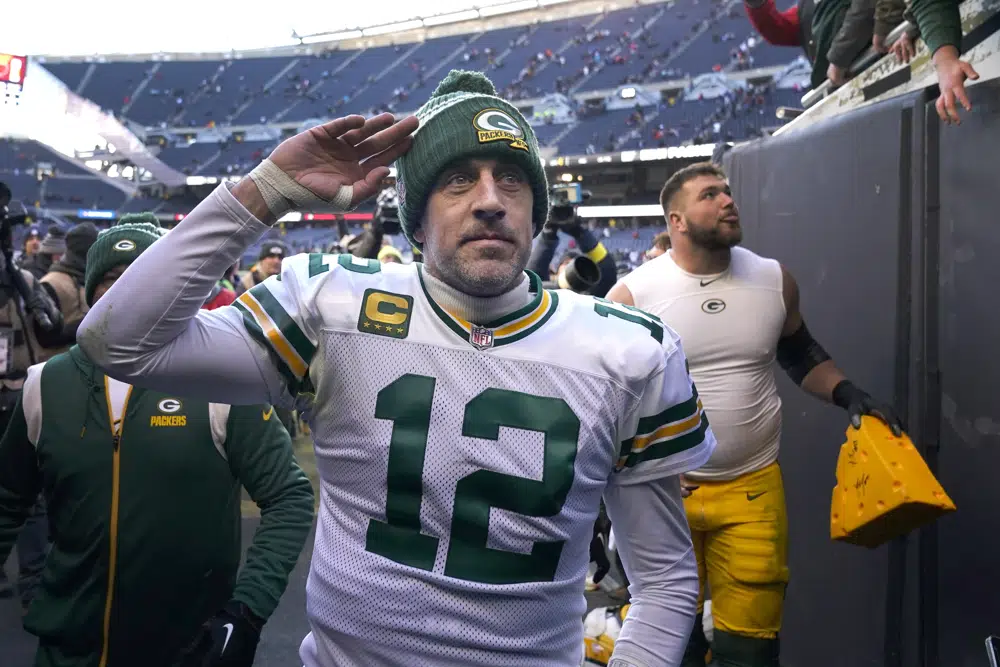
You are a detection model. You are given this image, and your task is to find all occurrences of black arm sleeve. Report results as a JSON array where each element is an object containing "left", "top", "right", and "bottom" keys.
[
  {"left": 592, "top": 252, "right": 617, "bottom": 299},
  {"left": 776, "top": 320, "right": 832, "bottom": 384},
  {"left": 527, "top": 232, "right": 559, "bottom": 280},
  {"left": 349, "top": 228, "right": 384, "bottom": 260}
]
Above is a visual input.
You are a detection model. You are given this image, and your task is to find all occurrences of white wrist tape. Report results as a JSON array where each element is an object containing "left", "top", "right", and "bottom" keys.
[{"left": 248, "top": 159, "right": 355, "bottom": 220}]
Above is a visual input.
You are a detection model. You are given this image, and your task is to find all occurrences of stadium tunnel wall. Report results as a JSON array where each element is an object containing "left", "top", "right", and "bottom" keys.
[{"left": 722, "top": 80, "right": 1000, "bottom": 667}]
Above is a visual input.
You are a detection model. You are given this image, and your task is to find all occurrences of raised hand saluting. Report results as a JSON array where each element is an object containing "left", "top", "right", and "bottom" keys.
[{"left": 238, "top": 112, "right": 419, "bottom": 223}]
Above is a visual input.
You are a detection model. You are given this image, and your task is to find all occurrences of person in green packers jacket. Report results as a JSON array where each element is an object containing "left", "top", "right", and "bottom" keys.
[{"left": 0, "top": 213, "right": 315, "bottom": 667}]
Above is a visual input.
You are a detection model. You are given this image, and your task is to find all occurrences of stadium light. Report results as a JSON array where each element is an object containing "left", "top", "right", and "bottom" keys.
[
  {"left": 423, "top": 9, "right": 481, "bottom": 26},
  {"left": 479, "top": 0, "right": 539, "bottom": 18},
  {"left": 301, "top": 30, "right": 363, "bottom": 44},
  {"left": 363, "top": 20, "right": 424, "bottom": 37},
  {"left": 577, "top": 205, "right": 663, "bottom": 218}
]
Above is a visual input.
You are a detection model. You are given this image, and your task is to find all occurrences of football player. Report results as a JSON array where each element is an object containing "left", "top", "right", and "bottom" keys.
[
  {"left": 608, "top": 162, "right": 903, "bottom": 666},
  {"left": 77, "top": 70, "right": 717, "bottom": 667}
]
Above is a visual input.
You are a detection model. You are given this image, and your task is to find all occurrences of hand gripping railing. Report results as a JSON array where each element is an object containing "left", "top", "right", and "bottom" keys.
[{"left": 800, "top": 19, "right": 915, "bottom": 109}]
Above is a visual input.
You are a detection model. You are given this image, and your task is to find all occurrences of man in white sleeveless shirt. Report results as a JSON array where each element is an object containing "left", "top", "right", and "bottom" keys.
[{"left": 607, "top": 162, "right": 903, "bottom": 667}]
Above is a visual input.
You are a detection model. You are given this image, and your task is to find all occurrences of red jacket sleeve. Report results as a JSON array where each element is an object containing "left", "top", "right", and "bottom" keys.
[
  {"left": 744, "top": 1, "right": 802, "bottom": 47},
  {"left": 202, "top": 288, "right": 237, "bottom": 311}
]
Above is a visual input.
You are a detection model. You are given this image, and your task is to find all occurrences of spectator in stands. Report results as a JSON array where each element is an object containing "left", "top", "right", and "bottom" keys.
[
  {"left": 19, "top": 228, "right": 43, "bottom": 271},
  {"left": 743, "top": 0, "right": 977, "bottom": 122},
  {"left": 22, "top": 228, "right": 66, "bottom": 281},
  {"left": 0, "top": 214, "right": 314, "bottom": 667},
  {"left": 873, "top": 0, "right": 911, "bottom": 56},
  {"left": 241, "top": 241, "right": 288, "bottom": 292},
  {"left": 220, "top": 263, "right": 242, "bottom": 295},
  {"left": 38, "top": 223, "right": 99, "bottom": 361},
  {"left": 203, "top": 280, "right": 238, "bottom": 310},
  {"left": 377, "top": 245, "right": 403, "bottom": 264},
  {"left": 645, "top": 231, "right": 672, "bottom": 261}
]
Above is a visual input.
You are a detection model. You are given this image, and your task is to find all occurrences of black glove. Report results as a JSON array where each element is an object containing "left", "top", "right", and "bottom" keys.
[
  {"left": 832, "top": 380, "right": 903, "bottom": 436},
  {"left": 589, "top": 524, "right": 611, "bottom": 585},
  {"left": 550, "top": 215, "right": 583, "bottom": 237},
  {"left": 178, "top": 601, "right": 263, "bottom": 667}
]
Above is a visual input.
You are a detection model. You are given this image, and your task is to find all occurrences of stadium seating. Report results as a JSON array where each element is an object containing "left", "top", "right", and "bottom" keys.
[
  {"left": 9, "top": 0, "right": 804, "bottom": 213},
  {"left": 0, "top": 139, "right": 129, "bottom": 211}
]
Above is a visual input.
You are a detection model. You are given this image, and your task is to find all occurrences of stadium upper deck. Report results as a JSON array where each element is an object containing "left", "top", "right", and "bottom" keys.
[{"left": 3, "top": 0, "right": 806, "bottom": 216}]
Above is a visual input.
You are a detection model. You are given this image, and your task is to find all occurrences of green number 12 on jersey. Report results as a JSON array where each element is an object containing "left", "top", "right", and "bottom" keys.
[{"left": 365, "top": 374, "right": 581, "bottom": 585}]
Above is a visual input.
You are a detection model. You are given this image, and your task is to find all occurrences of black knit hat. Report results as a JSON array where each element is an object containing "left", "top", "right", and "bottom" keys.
[
  {"left": 65, "top": 223, "right": 98, "bottom": 265},
  {"left": 259, "top": 241, "right": 289, "bottom": 260},
  {"left": 39, "top": 228, "right": 67, "bottom": 256}
]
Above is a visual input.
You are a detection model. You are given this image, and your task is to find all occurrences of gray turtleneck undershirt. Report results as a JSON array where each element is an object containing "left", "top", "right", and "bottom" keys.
[{"left": 420, "top": 268, "right": 530, "bottom": 325}]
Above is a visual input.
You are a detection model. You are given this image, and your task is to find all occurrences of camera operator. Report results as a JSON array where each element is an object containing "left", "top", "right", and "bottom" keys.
[
  {"left": 21, "top": 227, "right": 66, "bottom": 281},
  {"left": 527, "top": 184, "right": 617, "bottom": 297},
  {"left": 36, "top": 223, "right": 99, "bottom": 361},
  {"left": 0, "top": 184, "right": 65, "bottom": 612},
  {"left": 346, "top": 178, "right": 402, "bottom": 260}
]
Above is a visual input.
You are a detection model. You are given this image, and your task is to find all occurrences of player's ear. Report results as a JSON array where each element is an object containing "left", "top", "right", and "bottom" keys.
[
  {"left": 668, "top": 211, "right": 684, "bottom": 232},
  {"left": 413, "top": 227, "right": 426, "bottom": 244}
]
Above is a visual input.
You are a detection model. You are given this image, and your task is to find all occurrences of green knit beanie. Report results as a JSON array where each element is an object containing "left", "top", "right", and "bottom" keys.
[
  {"left": 396, "top": 70, "right": 549, "bottom": 250},
  {"left": 85, "top": 213, "right": 167, "bottom": 306}
]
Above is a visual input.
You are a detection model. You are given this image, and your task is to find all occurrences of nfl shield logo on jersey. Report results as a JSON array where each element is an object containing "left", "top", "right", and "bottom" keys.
[{"left": 470, "top": 326, "right": 494, "bottom": 350}]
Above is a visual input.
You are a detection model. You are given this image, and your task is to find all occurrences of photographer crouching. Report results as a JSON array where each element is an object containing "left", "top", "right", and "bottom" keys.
[
  {"left": 528, "top": 184, "right": 617, "bottom": 297},
  {"left": 0, "top": 183, "right": 65, "bottom": 613}
]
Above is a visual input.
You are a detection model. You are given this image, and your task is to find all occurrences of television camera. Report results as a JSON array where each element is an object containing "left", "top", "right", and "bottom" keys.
[
  {"left": 0, "top": 182, "right": 61, "bottom": 336},
  {"left": 544, "top": 183, "right": 600, "bottom": 294},
  {"left": 549, "top": 182, "right": 590, "bottom": 225},
  {"left": 374, "top": 179, "right": 402, "bottom": 236}
]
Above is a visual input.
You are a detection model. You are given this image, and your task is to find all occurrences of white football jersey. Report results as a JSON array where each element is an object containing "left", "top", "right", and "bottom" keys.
[{"left": 233, "top": 253, "right": 715, "bottom": 667}]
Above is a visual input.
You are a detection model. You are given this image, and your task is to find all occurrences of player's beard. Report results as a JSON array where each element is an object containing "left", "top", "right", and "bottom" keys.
[
  {"left": 687, "top": 219, "right": 742, "bottom": 250},
  {"left": 428, "top": 241, "right": 531, "bottom": 298}
]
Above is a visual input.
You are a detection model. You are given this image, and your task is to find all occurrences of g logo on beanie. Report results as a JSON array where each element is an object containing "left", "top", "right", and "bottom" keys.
[
  {"left": 84, "top": 213, "right": 167, "bottom": 307},
  {"left": 473, "top": 109, "right": 528, "bottom": 152}
]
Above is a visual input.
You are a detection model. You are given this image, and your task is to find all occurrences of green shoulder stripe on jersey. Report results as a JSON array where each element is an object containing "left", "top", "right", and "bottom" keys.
[
  {"left": 234, "top": 285, "right": 315, "bottom": 386},
  {"left": 617, "top": 385, "right": 708, "bottom": 469},
  {"left": 234, "top": 303, "right": 302, "bottom": 393},
  {"left": 337, "top": 254, "right": 381, "bottom": 274},
  {"left": 417, "top": 267, "right": 558, "bottom": 349},
  {"left": 593, "top": 297, "right": 664, "bottom": 343}
]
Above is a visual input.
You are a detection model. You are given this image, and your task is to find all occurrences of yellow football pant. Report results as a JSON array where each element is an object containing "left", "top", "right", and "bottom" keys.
[{"left": 684, "top": 462, "right": 789, "bottom": 639}]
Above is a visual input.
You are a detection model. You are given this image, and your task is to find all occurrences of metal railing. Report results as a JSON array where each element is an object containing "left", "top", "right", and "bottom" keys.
[{"left": 801, "top": 19, "right": 915, "bottom": 109}]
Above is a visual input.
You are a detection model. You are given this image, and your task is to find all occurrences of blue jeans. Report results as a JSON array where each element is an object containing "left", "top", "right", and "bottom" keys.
[{"left": 0, "top": 494, "right": 48, "bottom": 606}]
